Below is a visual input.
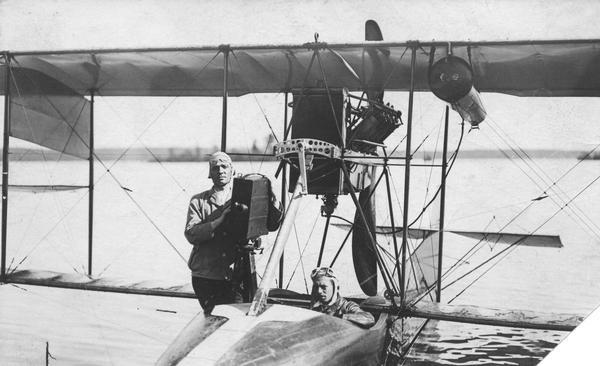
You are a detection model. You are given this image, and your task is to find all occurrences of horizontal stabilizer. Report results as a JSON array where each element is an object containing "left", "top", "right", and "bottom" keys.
[
  {"left": 449, "top": 230, "right": 562, "bottom": 248},
  {"left": 331, "top": 222, "right": 435, "bottom": 239},
  {"left": 408, "top": 301, "right": 583, "bottom": 332},
  {"left": 331, "top": 223, "right": 562, "bottom": 248}
]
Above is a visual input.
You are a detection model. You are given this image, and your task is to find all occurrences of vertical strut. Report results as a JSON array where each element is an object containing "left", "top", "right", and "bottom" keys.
[
  {"left": 316, "top": 215, "right": 331, "bottom": 266},
  {"left": 383, "top": 160, "right": 401, "bottom": 286},
  {"left": 400, "top": 45, "right": 417, "bottom": 306},
  {"left": 436, "top": 106, "right": 450, "bottom": 302},
  {"left": 88, "top": 90, "right": 95, "bottom": 276},
  {"left": 1, "top": 53, "right": 10, "bottom": 280},
  {"left": 220, "top": 47, "right": 229, "bottom": 152},
  {"left": 279, "top": 92, "right": 288, "bottom": 288}
]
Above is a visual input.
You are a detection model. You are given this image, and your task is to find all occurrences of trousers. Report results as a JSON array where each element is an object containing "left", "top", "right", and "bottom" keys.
[{"left": 191, "top": 276, "right": 243, "bottom": 314}]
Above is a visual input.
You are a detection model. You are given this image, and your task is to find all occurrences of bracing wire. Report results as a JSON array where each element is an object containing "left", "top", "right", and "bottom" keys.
[
  {"left": 409, "top": 199, "right": 536, "bottom": 306},
  {"left": 285, "top": 214, "right": 320, "bottom": 292},
  {"left": 406, "top": 121, "right": 465, "bottom": 229},
  {"left": 7, "top": 63, "right": 91, "bottom": 270},
  {"left": 230, "top": 51, "right": 280, "bottom": 146},
  {"left": 484, "top": 121, "right": 600, "bottom": 242},
  {"left": 8, "top": 51, "right": 224, "bottom": 271},
  {"left": 314, "top": 48, "right": 345, "bottom": 145},
  {"left": 412, "top": 134, "right": 600, "bottom": 304},
  {"left": 442, "top": 172, "right": 600, "bottom": 296},
  {"left": 283, "top": 51, "right": 317, "bottom": 139},
  {"left": 487, "top": 118, "right": 600, "bottom": 240},
  {"left": 417, "top": 110, "right": 444, "bottom": 231},
  {"left": 383, "top": 120, "right": 464, "bottom": 239},
  {"left": 229, "top": 50, "right": 284, "bottom": 173},
  {"left": 486, "top": 119, "right": 599, "bottom": 237}
]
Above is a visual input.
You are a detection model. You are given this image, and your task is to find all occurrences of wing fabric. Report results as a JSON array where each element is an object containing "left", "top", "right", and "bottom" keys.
[
  {"left": 0, "top": 40, "right": 598, "bottom": 97},
  {"left": 7, "top": 65, "right": 90, "bottom": 159}
]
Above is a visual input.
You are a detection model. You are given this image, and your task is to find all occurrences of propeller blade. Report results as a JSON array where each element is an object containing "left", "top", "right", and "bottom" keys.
[
  {"left": 352, "top": 186, "right": 378, "bottom": 296},
  {"left": 365, "top": 20, "right": 383, "bottom": 41},
  {"left": 364, "top": 20, "right": 387, "bottom": 102}
]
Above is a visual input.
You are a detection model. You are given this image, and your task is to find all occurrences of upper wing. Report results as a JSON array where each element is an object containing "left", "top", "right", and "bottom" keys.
[{"left": 1, "top": 39, "right": 599, "bottom": 97}]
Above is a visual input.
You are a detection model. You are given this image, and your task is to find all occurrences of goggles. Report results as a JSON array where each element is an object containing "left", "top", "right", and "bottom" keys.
[{"left": 310, "top": 267, "right": 337, "bottom": 280}]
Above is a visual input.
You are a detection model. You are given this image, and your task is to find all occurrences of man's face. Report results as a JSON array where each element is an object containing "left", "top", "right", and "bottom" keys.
[
  {"left": 314, "top": 277, "right": 335, "bottom": 303},
  {"left": 209, "top": 161, "right": 233, "bottom": 187}
]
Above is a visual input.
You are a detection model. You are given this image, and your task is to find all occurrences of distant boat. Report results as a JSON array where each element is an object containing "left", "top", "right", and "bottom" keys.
[{"left": 577, "top": 151, "right": 600, "bottom": 160}]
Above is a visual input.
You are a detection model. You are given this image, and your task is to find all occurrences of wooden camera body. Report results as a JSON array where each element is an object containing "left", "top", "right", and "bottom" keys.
[{"left": 228, "top": 174, "right": 270, "bottom": 241}]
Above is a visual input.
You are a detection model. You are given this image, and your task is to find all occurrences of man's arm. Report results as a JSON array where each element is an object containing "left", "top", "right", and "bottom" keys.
[
  {"left": 340, "top": 300, "right": 376, "bottom": 328},
  {"left": 184, "top": 198, "right": 230, "bottom": 244}
]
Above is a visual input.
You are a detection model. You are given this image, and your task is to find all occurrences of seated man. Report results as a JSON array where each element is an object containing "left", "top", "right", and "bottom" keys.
[{"left": 310, "top": 267, "right": 375, "bottom": 328}]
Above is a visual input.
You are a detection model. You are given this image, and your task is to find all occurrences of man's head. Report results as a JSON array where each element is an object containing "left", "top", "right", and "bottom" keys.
[
  {"left": 208, "top": 151, "right": 233, "bottom": 188},
  {"left": 311, "top": 267, "right": 339, "bottom": 304}
]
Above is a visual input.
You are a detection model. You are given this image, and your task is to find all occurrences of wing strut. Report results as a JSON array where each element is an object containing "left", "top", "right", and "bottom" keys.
[
  {"left": 248, "top": 144, "right": 309, "bottom": 316},
  {"left": 400, "top": 45, "right": 417, "bottom": 306},
  {"left": 436, "top": 105, "right": 450, "bottom": 301},
  {"left": 1, "top": 53, "right": 10, "bottom": 280}
]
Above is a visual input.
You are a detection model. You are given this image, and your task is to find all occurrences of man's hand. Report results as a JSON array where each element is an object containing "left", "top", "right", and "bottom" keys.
[
  {"left": 267, "top": 180, "right": 278, "bottom": 204},
  {"left": 210, "top": 205, "right": 231, "bottom": 232}
]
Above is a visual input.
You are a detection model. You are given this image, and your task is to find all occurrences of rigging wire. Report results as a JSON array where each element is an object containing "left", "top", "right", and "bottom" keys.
[
  {"left": 442, "top": 172, "right": 600, "bottom": 295},
  {"left": 7, "top": 63, "right": 91, "bottom": 271},
  {"left": 406, "top": 120, "right": 464, "bottom": 229},
  {"left": 383, "top": 120, "right": 464, "bottom": 240},
  {"left": 412, "top": 133, "right": 600, "bottom": 304},
  {"left": 9, "top": 190, "right": 90, "bottom": 274},
  {"left": 87, "top": 51, "right": 221, "bottom": 190},
  {"left": 97, "top": 189, "right": 189, "bottom": 277},
  {"left": 314, "top": 48, "right": 345, "bottom": 145},
  {"left": 230, "top": 52, "right": 280, "bottom": 146},
  {"left": 486, "top": 119, "right": 599, "bottom": 238},
  {"left": 484, "top": 122, "right": 600, "bottom": 242},
  {"left": 438, "top": 216, "right": 502, "bottom": 280},
  {"left": 409, "top": 200, "right": 536, "bottom": 306},
  {"left": 7, "top": 51, "right": 223, "bottom": 271},
  {"left": 417, "top": 110, "right": 445, "bottom": 231},
  {"left": 381, "top": 46, "right": 409, "bottom": 90},
  {"left": 229, "top": 50, "right": 283, "bottom": 173},
  {"left": 283, "top": 51, "right": 317, "bottom": 139},
  {"left": 447, "top": 241, "right": 515, "bottom": 304},
  {"left": 284, "top": 213, "right": 320, "bottom": 293},
  {"left": 416, "top": 109, "right": 445, "bottom": 295},
  {"left": 487, "top": 119, "right": 600, "bottom": 239}
]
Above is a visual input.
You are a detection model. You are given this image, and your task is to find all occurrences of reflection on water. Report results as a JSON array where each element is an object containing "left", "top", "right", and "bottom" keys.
[{"left": 401, "top": 320, "right": 566, "bottom": 365}]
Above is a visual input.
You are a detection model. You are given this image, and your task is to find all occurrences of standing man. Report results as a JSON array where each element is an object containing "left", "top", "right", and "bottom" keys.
[{"left": 184, "top": 151, "right": 241, "bottom": 314}]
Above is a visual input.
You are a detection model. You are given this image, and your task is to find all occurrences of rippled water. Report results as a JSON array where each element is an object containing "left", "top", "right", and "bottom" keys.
[
  {"left": 404, "top": 322, "right": 566, "bottom": 365},
  {"left": 4, "top": 158, "right": 600, "bottom": 364}
]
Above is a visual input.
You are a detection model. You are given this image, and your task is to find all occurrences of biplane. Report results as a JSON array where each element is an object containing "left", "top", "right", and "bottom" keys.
[{"left": 0, "top": 20, "right": 598, "bottom": 365}]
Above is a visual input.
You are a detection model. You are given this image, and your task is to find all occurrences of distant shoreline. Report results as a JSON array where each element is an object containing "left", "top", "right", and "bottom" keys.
[{"left": 4, "top": 147, "right": 588, "bottom": 162}]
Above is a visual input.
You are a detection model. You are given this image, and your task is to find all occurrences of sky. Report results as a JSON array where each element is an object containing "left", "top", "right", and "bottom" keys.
[{"left": 0, "top": 0, "right": 599, "bottom": 151}]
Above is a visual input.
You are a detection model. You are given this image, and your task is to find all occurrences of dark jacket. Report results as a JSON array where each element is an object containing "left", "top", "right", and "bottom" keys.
[
  {"left": 311, "top": 294, "right": 375, "bottom": 328},
  {"left": 185, "top": 188, "right": 237, "bottom": 280}
]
